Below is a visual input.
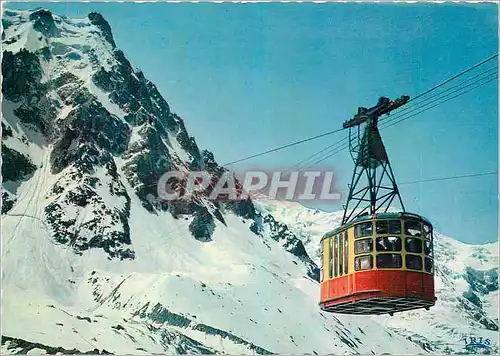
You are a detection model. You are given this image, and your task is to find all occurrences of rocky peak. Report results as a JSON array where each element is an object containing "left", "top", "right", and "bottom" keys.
[
  {"left": 88, "top": 12, "right": 116, "bottom": 48},
  {"left": 0, "top": 8, "right": 321, "bottom": 276},
  {"left": 29, "top": 8, "right": 60, "bottom": 37}
]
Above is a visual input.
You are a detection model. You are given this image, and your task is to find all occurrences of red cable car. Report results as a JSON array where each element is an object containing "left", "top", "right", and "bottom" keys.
[
  {"left": 319, "top": 96, "right": 436, "bottom": 315},
  {"left": 319, "top": 212, "right": 436, "bottom": 315}
]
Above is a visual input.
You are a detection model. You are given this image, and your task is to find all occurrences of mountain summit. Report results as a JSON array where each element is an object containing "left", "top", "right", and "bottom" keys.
[{"left": 1, "top": 8, "right": 498, "bottom": 355}]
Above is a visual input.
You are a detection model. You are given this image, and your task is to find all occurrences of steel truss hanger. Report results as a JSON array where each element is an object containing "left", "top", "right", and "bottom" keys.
[{"left": 341, "top": 96, "right": 409, "bottom": 225}]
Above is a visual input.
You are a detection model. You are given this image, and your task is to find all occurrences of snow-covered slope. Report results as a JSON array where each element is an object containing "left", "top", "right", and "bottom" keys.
[
  {"left": 259, "top": 199, "right": 499, "bottom": 354},
  {"left": 1, "top": 8, "right": 498, "bottom": 355}
]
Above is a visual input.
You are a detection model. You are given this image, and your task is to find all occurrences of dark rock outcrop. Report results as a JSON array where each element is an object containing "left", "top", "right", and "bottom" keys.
[
  {"left": 1, "top": 145, "right": 36, "bottom": 181},
  {"left": 29, "top": 9, "right": 60, "bottom": 37},
  {"left": 88, "top": 12, "right": 116, "bottom": 48},
  {"left": 2, "top": 49, "right": 45, "bottom": 102},
  {"left": 1, "top": 335, "right": 112, "bottom": 355}
]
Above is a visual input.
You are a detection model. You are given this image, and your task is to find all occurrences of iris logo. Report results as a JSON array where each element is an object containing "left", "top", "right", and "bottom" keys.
[{"left": 463, "top": 336, "right": 492, "bottom": 353}]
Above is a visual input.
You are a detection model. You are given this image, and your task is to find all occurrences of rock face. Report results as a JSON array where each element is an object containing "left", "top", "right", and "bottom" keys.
[
  {"left": 1, "top": 8, "right": 497, "bottom": 356},
  {"left": 1, "top": 8, "right": 290, "bottom": 261}
]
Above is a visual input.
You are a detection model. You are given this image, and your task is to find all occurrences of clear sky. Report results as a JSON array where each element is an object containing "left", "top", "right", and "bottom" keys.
[{"left": 5, "top": 2, "right": 498, "bottom": 244}]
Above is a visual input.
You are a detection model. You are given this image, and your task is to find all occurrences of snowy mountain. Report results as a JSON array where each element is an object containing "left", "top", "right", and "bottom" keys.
[{"left": 1, "top": 8, "right": 498, "bottom": 355}]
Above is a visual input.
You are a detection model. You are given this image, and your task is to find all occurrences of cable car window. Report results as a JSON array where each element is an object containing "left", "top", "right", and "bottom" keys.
[
  {"left": 376, "top": 254, "right": 402, "bottom": 269},
  {"left": 376, "top": 220, "right": 389, "bottom": 234},
  {"left": 334, "top": 236, "right": 338, "bottom": 277},
  {"left": 376, "top": 236, "right": 402, "bottom": 252},
  {"left": 406, "top": 255, "right": 423, "bottom": 270},
  {"left": 339, "top": 233, "right": 344, "bottom": 276},
  {"left": 355, "top": 255, "right": 373, "bottom": 271},
  {"left": 344, "top": 232, "right": 348, "bottom": 274},
  {"left": 328, "top": 238, "right": 332, "bottom": 279},
  {"left": 424, "top": 240, "right": 433, "bottom": 255},
  {"left": 354, "top": 222, "right": 373, "bottom": 237},
  {"left": 405, "top": 220, "right": 422, "bottom": 237},
  {"left": 425, "top": 257, "right": 434, "bottom": 273},
  {"left": 355, "top": 238, "right": 373, "bottom": 254},
  {"left": 376, "top": 220, "right": 402, "bottom": 235},
  {"left": 405, "top": 237, "right": 423, "bottom": 253},
  {"left": 389, "top": 220, "right": 402, "bottom": 234},
  {"left": 423, "top": 224, "right": 433, "bottom": 240},
  {"left": 320, "top": 242, "right": 324, "bottom": 282}
]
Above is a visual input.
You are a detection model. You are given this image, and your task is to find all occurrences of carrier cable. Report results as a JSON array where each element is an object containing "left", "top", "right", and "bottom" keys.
[
  {"left": 223, "top": 127, "right": 345, "bottom": 166},
  {"left": 408, "top": 52, "right": 498, "bottom": 103},
  {"left": 222, "top": 53, "right": 498, "bottom": 167},
  {"left": 303, "top": 74, "right": 498, "bottom": 167}
]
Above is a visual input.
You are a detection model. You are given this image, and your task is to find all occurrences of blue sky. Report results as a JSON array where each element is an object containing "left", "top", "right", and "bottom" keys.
[{"left": 7, "top": 2, "right": 498, "bottom": 244}]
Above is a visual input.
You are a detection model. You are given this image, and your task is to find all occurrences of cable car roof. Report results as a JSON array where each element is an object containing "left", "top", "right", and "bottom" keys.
[{"left": 321, "top": 212, "right": 432, "bottom": 240}]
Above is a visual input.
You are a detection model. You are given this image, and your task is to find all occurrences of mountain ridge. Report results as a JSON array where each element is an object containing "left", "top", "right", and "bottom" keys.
[{"left": 1, "top": 8, "right": 498, "bottom": 355}]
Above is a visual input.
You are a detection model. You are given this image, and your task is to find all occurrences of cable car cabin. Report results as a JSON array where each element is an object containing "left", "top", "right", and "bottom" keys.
[{"left": 319, "top": 212, "right": 436, "bottom": 315}]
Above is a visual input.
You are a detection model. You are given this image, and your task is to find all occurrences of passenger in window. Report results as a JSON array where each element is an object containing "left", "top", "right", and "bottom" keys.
[
  {"left": 376, "top": 220, "right": 401, "bottom": 235},
  {"left": 389, "top": 220, "right": 401, "bottom": 234},
  {"left": 355, "top": 256, "right": 372, "bottom": 270},
  {"left": 363, "top": 222, "right": 373, "bottom": 236},
  {"left": 406, "top": 255, "right": 422, "bottom": 270},
  {"left": 360, "top": 257, "right": 371, "bottom": 270},
  {"left": 376, "top": 236, "right": 402, "bottom": 252},
  {"left": 355, "top": 238, "right": 373, "bottom": 254},
  {"left": 376, "top": 221, "right": 388, "bottom": 234},
  {"left": 355, "top": 222, "right": 373, "bottom": 237},
  {"left": 405, "top": 220, "right": 422, "bottom": 237},
  {"left": 405, "top": 237, "right": 422, "bottom": 253}
]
